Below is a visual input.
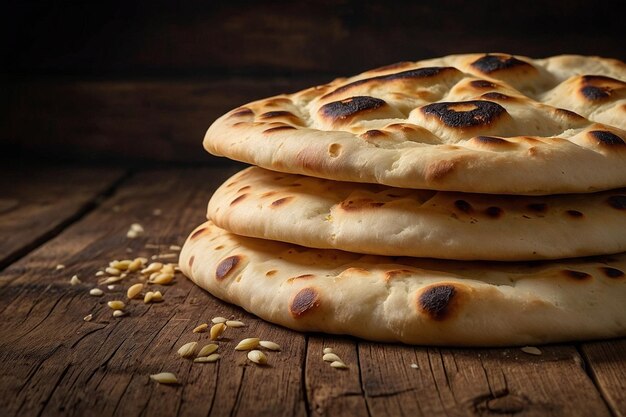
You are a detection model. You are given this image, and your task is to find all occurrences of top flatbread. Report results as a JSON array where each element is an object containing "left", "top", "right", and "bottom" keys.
[{"left": 205, "top": 53, "right": 626, "bottom": 195}]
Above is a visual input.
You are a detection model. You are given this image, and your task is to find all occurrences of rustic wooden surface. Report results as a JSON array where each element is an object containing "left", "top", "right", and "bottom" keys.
[{"left": 0, "top": 165, "right": 624, "bottom": 417}]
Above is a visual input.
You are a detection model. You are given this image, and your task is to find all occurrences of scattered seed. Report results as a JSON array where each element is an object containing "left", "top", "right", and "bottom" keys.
[
  {"left": 322, "top": 353, "right": 342, "bottom": 362},
  {"left": 144, "top": 291, "right": 164, "bottom": 303},
  {"left": 150, "top": 273, "right": 174, "bottom": 285},
  {"left": 145, "top": 243, "right": 161, "bottom": 249},
  {"left": 330, "top": 361, "right": 348, "bottom": 369},
  {"left": 247, "top": 350, "right": 267, "bottom": 365},
  {"left": 113, "top": 310, "right": 126, "bottom": 318},
  {"left": 169, "top": 245, "right": 181, "bottom": 251},
  {"left": 225, "top": 320, "right": 245, "bottom": 328},
  {"left": 194, "top": 353, "right": 220, "bottom": 363},
  {"left": 127, "top": 283, "right": 144, "bottom": 299},
  {"left": 410, "top": 363, "right": 419, "bottom": 369},
  {"left": 235, "top": 338, "right": 260, "bottom": 351},
  {"left": 157, "top": 253, "right": 178, "bottom": 259},
  {"left": 95, "top": 271, "right": 105, "bottom": 277},
  {"left": 141, "top": 262, "right": 163, "bottom": 275},
  {"left": 323, "top": 348, "right": 334, "bottom": 354},
  {"left": 192, "top": 323, "right": 208, "bottom": 333},
  {"left": 177, "top": 342, "right": 198, "bottom": 358},
  {"left": 105, "top": 267, "right": 121, "bottom": 276},
  {"left": 161, "top": 264, "right": 175, "bottom": 274},
  {"left": 56, "top": 264, "right": 65, "bottom": 270},
  {"left": 197, "top": 344, "right": 219, "bottom": 357},
  {"left": 259, "top": 341, "right": 281, "bottom": 351},
  {"left": 110, "top": 260, "right": 132, "bottom": 271},
  {"left": 150, "top": 372, "right": 177, "bottom": 384},
  {"left": 210, "top": 323, "right": 226, "bottom": 340},
  {"left": 89, "top": 288, "right": 104, "bottom": 296},
  {"left": 130, "top": 223, "right": 144, "bottom": 233},
  {"left": 100, "top": 276, "right": 125, "bottom": 285},
  {"left": 211, "top": 317, "right": 227, "bottom": 324},
  {"left": 83, "top": 314, "right": 93, "bottom": 322},
  {"left": 127, "top": 230, "right": 140, "bottom": 239},
  {"left": 521, "top": 346, "right": 542, "bottom": 356},
  {"left": 136, "top": 257, "right": 148, "bottom": 265},
  {"left": 127, "top": 259, "right": 143, "bottom": 272},
  {"left": 107, "top": 300, "right": 125, "bottom": 310},
  {"left": 150, "top": 255, "right": 158, "bottom": 260},
  {"left": 70, "top": 275, "right": 82, "bottom": 286},
  {"left": 107, "top": 284, "right": 116, "bottom": 290}
]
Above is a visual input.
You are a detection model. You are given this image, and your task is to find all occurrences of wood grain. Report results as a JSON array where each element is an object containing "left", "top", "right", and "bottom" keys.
[
  {"left": 580, "top": 340, "right": 626, "bottom": 417},
  {"left": 0, "top": 166, "right": 623, "bottom": 417},
  {"left": 0, "top": 166, "right": 125, "bottom": 270}
]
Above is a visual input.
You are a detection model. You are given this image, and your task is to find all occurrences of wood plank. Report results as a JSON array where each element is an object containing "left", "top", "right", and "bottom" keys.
[
  {"left": 354, "top": 343, "right": 613, "bottom": 417},
  {"left": 580, "top": 340, "right": 626, "bottom": 417},
  {"left": 6, "top": 1, "right": 625, "bottom": 76},
  {"left": 305, "top": 336, "right": 370, "bottom": 416},
  {"left": 0, "top": 166, "right": 309, "bottom": 417},
  {"left": 4, "top": 78, "right": 326, "bottom": 163},
  {"left": 0, "top": 165, "right": 125, "bottom": 270}
]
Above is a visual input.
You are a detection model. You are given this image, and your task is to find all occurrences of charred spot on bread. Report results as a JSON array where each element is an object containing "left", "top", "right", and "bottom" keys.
[
  {"left": 421, "top": 101, "right": 506, "bottom": 128},
  {"left": 290, "top": 287, "right": 320, "bottom": 318},
  {"left": 319, "top": 96, "right": 387, "bottom": 121},
  {"left": 216, "top": 255, "right": 241, "bottom": 281},
  {"left": 589, "top": 130, "right": 625, "bottom": 146},
  {"left": 418, "top": 285, "right": 458, "bottom": 321},
  {"left": 471, "top": 54, "right": 532, "bottom": 74}
]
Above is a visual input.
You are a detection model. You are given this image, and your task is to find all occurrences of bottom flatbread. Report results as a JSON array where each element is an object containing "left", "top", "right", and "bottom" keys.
[{"left": 180, "top": 221, "right": 626, "bottom": 346}]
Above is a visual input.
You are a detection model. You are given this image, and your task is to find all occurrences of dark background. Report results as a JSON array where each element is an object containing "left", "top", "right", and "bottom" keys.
[{"left": 3, "top": 0, "right": 625, "bottom": 165}]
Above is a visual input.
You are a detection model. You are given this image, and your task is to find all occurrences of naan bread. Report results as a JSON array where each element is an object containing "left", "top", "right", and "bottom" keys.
[
  {"left": 180, "top": 222, "right": 626, "bottom": 346},
  {"left": 208, "top": 167, "right": 626, "bottom": 260},
  {"left": 204, "top": 53, "right": 626, "bottom": 195}
]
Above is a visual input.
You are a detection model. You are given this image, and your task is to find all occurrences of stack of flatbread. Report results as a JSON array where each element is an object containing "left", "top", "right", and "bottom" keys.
[{"left": 181, "top": 53, "right": 626, "bottom": 346}]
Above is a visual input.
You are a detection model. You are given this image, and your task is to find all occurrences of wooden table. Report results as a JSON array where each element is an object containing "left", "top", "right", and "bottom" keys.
[{"left": 1, "top": 164, "right": 624, "bottom": 417}]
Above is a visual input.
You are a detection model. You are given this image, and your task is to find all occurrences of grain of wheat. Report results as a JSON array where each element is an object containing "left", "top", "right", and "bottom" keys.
[
  {"left": 105, "top": 267, "right": 121, "bottom": 276},
  {"left": 83, "top": 314, "right": 93, "bottom": 322},
  {"left": 113, "top": 310, "right": 125, "bottom": 318},
  {"left": 192, "top": 323, "right": 208, "bottom": 333},
  {"left": 322, "top": 353, "right": 342, "bottom": 363},
  {"left": 330, "top": 361, "right": 348, "bottom": 369},
  {"left": 211, "top": 317, "right": 227, "bottom": 324},
  {"left": 235, "top": 338, "right": 260, "bottom": 351},
  {"left": 70, "top": 275, "right": 81, "bottom": 286},
  {"left": 89, "top": 288, "right": 104, "bottom": 296},
  {"left": 259, "top": 341, "right": 281, "bottom": 351},
  {"left": 95, "top": 271, "right": 105, "bottom": 277},
  {"left": 150, "top": 372, "right": 177, "bottom": 384},
  {"left": 521, "top": 346, "right": 542, "bottom": 356},
  {"left": 197, "top": 344, "right": 219, "bottom": 357},
  {"left": 127, "top": 258, "right": 143, "bottom": 272},
  {"left": 194, "top": 353, "right": 220, "bottom": 363},
  {"left": 55, "top": 264, "right": 65, "bottom": 270},
  {"left": 150, "top": 273, "right": 174, "bottom": 285},
  {"left": 177, "top": 342, "right": 198, "bottom": 358},
  {"left": 210, "top": 323, "right": 226, "bottom": 340},
  {"left": 225, "top": 320, "right": 245, "bottom": 328},
  {"left": 127, "top": 283, "right": 143, "bottom": 299},
  {"left": 107, "top": 300, "right": 125, "bottom": 310},
  {"left": 323, "top": 348, "right": 334, "bottom": 354},
  {"left": 247, "top": 350, "right": 267, "bottom": 365},
  {"left": 169, "top": 245, "right": 181, "bottom": 251},
  {"left": 141, "top": 262, "right": 163, "bottom": 275}
]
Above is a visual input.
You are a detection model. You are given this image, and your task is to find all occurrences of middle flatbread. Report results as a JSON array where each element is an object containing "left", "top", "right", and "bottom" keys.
[{"left": 208, "top": 166, "right": 626, "bottom": 261}]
